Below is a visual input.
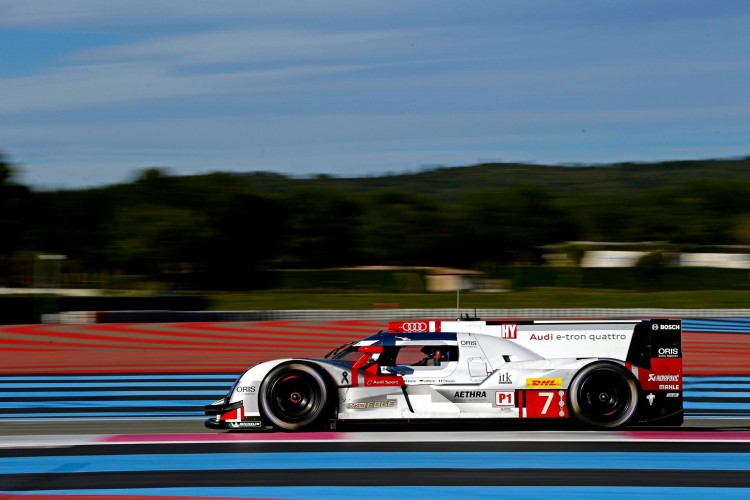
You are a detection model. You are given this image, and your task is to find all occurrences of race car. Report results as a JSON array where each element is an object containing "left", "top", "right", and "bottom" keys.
[{"left": 205, "top": 317, "right": 683, "bottom": 431}]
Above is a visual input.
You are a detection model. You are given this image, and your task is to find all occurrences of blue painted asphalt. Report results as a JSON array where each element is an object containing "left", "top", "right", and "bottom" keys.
[
  {"left": 2, "top": 452, "right": 750, "bottom": 474},
  {"left": 1, "top": 374, "right": 748, "bottom": 419},
  {"left": 7, "top": 486, "right": 750, "bottom": 500}
]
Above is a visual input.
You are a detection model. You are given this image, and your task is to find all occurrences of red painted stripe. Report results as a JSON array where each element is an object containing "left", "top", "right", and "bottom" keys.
[{"left": 3, "top": 320, "right": 750, "bottom": 375}]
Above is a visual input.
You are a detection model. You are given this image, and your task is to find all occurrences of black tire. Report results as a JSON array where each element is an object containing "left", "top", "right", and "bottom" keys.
[
  {"left": 568, "top": 362, "right": 639, "bottom": 430},
  {"left": 259, "top": 363, "right": 330, "bottom": 431}
]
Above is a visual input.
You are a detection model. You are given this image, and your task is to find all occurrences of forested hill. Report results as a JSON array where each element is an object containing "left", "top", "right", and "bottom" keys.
[
  {"left": 241, "top": 156, "right": 750, "bottom": 200},
  {"left": 2, "top": 153, "right": 750, "bottom": 290}
]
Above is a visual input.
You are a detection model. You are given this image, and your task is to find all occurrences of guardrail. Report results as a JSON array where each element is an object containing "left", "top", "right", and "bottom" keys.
[{"left": 55, "top": 308, "right": 750, "bottom": 324}]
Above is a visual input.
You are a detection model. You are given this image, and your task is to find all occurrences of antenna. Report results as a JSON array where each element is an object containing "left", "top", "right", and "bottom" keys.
[{"left": 456, "top": 289, "right": 460, "bottom": 315}]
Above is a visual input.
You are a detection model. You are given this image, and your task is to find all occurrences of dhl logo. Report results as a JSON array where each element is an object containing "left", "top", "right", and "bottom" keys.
[{"left": 526, "top": 377, "right": 563, "bottom": 388}]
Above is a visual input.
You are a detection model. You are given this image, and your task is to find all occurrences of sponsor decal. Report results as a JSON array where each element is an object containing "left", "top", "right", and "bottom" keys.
[
  {"left": 405, "top": 378, "right": 454, "bottom": 384},
  {"left": 653, "top": 322, "right": 680, "bottom": 331},
  {"left": 499, "top": 324, "right": 517, "bottom": 339},
  {"left": 657, "top": 347, "right": 680, "bottom": 358},
  {"left": 400, "top": 322, "right": 428, "bottom": 332},
  {"left": 647, "top": 393, "right": 655, "bottom": 406},
  {"left": 648, "top": 374, "right": 680, "bottom": 382},
  {"left": 455, "top": 391, "right": 486, "bottom": 398},
  {"left": 236, "top": 386, "right": 256, "bottom": 393},
  {"left": 346, "top": 400, "right": 396, "bottom": 410},
  {"left": 366, "top": 379, "right": 401, "bottom": 386},
  {"left": 494, "top": 391, "right": 515, "bottom": 406},
  {"left": 460, "top": 340, "right": 478, "bottom": 347},
  {"left": 530, "top": 333, "right": 552, "bottom": 341},
  {"left": 498, "top": 372, "right": 512, "bottom": 384},
  {"left": 228, "top": 421, "right": 262, "bottom": 428},
  {"left": 526, "top": 378, "right": 563, "bottom": 389},
  {"left": 529, "top": 333, "right": 628, "bottom": 342},
  {"left": 666, "top": 392, "right": 680, "bottom": 398},
  {"left": 659, "top": 384, "right": 680, "bottom": 390},
  {"left": 659, "top": 324, "right": 680, "bottom": 331},
  {"left": 341, "top": 371, "right": 350, "bottom": 384},
  {"left": 453, "top": 390, "right": 488, "bottom": 402}
]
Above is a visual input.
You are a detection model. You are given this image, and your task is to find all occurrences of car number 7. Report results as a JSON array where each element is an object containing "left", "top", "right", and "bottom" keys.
[{"left": 539, "top": 391, "right": 554, "bottom": 414}]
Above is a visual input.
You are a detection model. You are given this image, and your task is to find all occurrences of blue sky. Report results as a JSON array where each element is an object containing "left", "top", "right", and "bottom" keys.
[{"left": 1, "top": 0, "right": 748, "bottom": 189}]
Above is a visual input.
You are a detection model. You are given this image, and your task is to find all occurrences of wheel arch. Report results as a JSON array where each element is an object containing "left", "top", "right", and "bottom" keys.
[
  {"left": 258, "top": 360, "right": 339, "bottom": 430},
  {"left": 567, "top": 359, "right": 641, "bottom": 430}
]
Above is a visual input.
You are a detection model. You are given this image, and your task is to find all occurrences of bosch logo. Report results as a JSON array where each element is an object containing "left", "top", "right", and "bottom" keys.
[
  {"left": 400, "top": 322, "right": 428, "bottom": 332},
  {"left": 659, "top": 324, "right": 680, "bottom": 330},
  {"left": 652, "top": 324, "right": 659, "bottom": 331}
]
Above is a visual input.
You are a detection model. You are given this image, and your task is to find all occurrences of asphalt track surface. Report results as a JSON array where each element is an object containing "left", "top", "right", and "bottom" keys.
[
  {"left": 2, "top": 428, "right": 750, "bottom": 499},
  {"left": 1, "top": 318, "right": 750, "bottom": 498}
]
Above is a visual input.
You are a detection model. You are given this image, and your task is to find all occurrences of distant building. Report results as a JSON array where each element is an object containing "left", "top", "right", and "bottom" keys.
[
  {"left": 679, "top": 252, "right": 750, "bottom": 269},
  {"left": 543, "top": 241, "right": 750, "bottom": 269}
]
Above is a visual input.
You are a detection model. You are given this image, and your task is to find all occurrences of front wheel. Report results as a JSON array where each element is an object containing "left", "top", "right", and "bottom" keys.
[
  {"left": 259, "top": 363, "right": 331, "bottom": 431},
  {"left": 568, "top": 362, "right": 638, "bottom": 430}
]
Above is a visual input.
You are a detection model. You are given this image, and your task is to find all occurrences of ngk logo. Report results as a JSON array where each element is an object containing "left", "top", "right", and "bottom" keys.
[{"left": 500, "top": 324, "right": 517, "bottom": 339}]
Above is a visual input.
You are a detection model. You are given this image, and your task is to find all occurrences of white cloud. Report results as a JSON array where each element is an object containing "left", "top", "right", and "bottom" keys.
[
  {"left": 73, "top": 27, "right": 439, "bottom": 66},
  {"left": 0, "top": 0, "right": 437, "bottom": 27}
]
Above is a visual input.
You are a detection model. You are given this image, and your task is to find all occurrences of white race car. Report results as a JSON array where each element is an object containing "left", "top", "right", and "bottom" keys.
[{"left": 205, "top": 317, "right": 683, "bottom": 431}]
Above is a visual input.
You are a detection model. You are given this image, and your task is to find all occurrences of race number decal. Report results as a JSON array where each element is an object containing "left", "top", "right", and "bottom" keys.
[{"left": 523, "top": 390, "right": 568, "bottom": 418}]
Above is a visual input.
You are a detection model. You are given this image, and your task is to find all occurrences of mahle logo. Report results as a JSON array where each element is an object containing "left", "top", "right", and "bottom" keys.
[{"left": 526, "top": 378, "right": 563, "bottom": 388}]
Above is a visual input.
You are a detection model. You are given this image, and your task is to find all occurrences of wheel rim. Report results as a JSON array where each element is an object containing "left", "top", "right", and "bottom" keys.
[
  {"left": 268, "top": 371, "right": 321, "bottom": 423},
  {"left": 578, "top": 371, "right": 631, "bottom": 422}
]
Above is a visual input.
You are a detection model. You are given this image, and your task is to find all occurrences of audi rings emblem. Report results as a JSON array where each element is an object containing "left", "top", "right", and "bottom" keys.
[{"left": 401, "top": 322, "right": 428, "bottom": 331}]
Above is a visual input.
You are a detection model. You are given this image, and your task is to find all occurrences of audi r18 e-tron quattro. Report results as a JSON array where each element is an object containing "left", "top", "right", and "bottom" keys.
[{"left": 205, "top": 317, "right": 682, "bottom": 431}]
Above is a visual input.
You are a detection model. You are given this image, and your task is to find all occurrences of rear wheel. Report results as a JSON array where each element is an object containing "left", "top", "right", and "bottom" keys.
[
  {"left": 568, "top": 362, "right": 638, "bottom": 430},
  {"left": 260, "top": 363, "right": 330, "bottom": 431}
]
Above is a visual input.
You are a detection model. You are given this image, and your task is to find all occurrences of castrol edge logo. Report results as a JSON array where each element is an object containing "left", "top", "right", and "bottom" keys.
[{"left": 526, "top": 378, "right": 563, "bottom": 388}]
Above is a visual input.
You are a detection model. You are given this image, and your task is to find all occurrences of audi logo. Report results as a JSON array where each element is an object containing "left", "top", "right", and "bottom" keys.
[{"left": 400, "top": 322, "right": 428, "bottom": 331}]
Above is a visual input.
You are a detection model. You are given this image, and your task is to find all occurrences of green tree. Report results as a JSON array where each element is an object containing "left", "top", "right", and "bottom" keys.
[
  {"left": 203, "top": 193, "right": 284, "bottom": 289},
  {"left": 359, "top": 190, "right": 454, "bottom": 266},
  {"left": 0, "top": 152, "right": 32, "bottom": 283},
  {"left": 281, "top": 188, "right": 362, "bottom": 268}
]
